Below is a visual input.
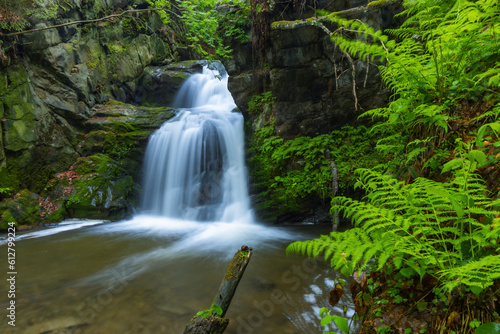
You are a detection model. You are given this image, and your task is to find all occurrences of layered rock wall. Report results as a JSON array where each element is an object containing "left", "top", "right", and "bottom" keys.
[
  {"left": 224, "top": 0, "right": 402, "bottom": 223},
  {"left": 225, "top": 0, "right": 401, "bottom": 138},
  {"left": 0, "top": 0, "right": 202, "bottom": 225}
]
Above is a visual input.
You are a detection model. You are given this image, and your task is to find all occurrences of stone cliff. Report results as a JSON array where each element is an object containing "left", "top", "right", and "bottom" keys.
[
  {"left": 0, "top": 0, "right": 399, "bottom": 227},
  {"left": 0, "top": 0, "right": 203, "bottom": 226},
  {"left": 223, "top": 0, "right": 401, "bottom": 223}
]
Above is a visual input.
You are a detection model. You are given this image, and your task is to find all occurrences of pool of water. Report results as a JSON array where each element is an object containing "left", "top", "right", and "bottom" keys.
[{"left": 0, "top": 218, "right": 356, "bottom": 334}]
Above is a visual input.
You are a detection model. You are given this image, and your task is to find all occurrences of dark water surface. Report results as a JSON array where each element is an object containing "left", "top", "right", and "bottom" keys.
[{"left": 1, "top": 218, "right": 355, "bottom": 334}]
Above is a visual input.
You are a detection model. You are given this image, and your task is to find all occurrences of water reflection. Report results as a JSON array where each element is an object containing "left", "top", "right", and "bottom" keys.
[{"left": 0, "top": 220, "right": 356, "bottom": 334}]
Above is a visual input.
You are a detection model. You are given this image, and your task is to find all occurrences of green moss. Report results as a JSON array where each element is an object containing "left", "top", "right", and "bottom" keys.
[
  {"left": 45, "top": 206, "right": 67, "bottom": 222},
  {"left": 109, "top": 44, "right": 125, "bottom": 54},
  {"left": 0, "top": 211, "right": 17, "bottom": 230},
  {"left": 66, "top": 154, "right": 135, "bottom": 219},
  {"left": 104, "top": 99, "right": 127, "bottom": 107},
  {"left": 85, "top": 42, "right": 107, "bottom": 79},
  {"left": 122, "top": 17, "right": 147, "bottom": 37},
  {"left": 0, "top": 190, "right": 41, "bottom": 226}
]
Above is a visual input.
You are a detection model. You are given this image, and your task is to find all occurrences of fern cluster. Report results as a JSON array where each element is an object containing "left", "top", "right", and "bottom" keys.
[
  {"left": 279, "top": 0, "right": 500, "bottom": 328},
  {"left": 288, "top": 157, "right": 500, "bottom": 293},
  {"left": 322, "top": 0, "right": 500, "bottom": 178}
]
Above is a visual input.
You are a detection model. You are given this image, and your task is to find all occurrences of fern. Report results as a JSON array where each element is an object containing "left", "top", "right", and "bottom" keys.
[{"left": 287, "top": 159, "right": 500, "bottom": 293}]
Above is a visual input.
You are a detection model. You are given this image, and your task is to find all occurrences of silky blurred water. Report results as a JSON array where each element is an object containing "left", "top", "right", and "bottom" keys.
[
  {"left": 0, "top": 63, "right": 357, "bottom": 333},
  {"left": 0, "top": 219, "right": 356, "bottom": 334}
]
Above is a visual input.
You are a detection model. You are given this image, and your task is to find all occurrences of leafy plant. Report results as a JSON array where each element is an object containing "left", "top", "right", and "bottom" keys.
[
  {"left": 250, "top": 123, "right": 383, "bottom": 212},
  {"left": 146, "top": 0, "right": 247, "bottom": 59},
  {"left": 320, "top": 307, "right": 350, "bottom": 334},
  {"left": 287, "top": 152, "right": 500, "bottom": 293},
  {"left": 248, "top": 91, "right": 275, "bottom": 115},
  {"left": 196, "top": 304, "right": 223, "bottom": 318},
  {"left": 300, "top": 0, "right": 499, "bottom": 180},
  {"left": 474, "top": 322, "right": 500, "bottom": 334}
]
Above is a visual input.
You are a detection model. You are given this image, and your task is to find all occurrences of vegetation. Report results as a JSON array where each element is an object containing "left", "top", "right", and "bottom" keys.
[
  {"left": 146, "top": 0, "right": 250, "bottom": 59},
  {"left": 0, "top": 0, "right": 59, "bottom": 32},
  {"left": 250, "top": 123, "right": 383, "bottom": 213},
  {"left": 281, "top": 0, "right": 500, "bottom": 331}
]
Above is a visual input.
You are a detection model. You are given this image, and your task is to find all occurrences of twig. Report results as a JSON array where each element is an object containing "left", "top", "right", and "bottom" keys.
[
  {"left": 330, "top": 161, "right": 339, "bottom": 230},
  {"left": 345, "top": 51, "right": 358, "bottom": 112},
  {"left": 273, "top": 18, "right": 359, "bottom": 112},
  {"left": 0, "top": 7, "right": 170, "bottom": 37},
  {"left": 364, "top": 55, "right": 370, "bottom": 88}
]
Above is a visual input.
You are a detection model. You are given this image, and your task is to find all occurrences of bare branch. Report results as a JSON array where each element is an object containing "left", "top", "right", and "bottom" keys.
[
  {"left": 0, "top": 7, "right": 171, "bottom": 37},
  {"left": 273, "top": 18, "right": 359, "bottom": 112},
  {"left": 364, "top": 55, "right": 370, "bottom": 88}
]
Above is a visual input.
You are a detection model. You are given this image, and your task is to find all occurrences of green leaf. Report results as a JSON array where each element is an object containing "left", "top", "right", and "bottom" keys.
[
  {"left": 416, "top": 301, "right": 427, "bottom": 311},
  {"left": 474, "top": 322, "right": 500, "bottom": 334},
  {"left": 400, "top": 267, "right": 416, "bottom": 278},
  {"left": 470, "top": 286, "right": 483, "bottom": 296},
  {"left": 211, "top": 304, "right": 223, "bottom": 316},
  {"left": 321, "top": 315, "right": 336, "bottom": 327},
  {"left": 333, "top": 316, "right": 350, "bottom": 334},
  {"left": 467, "top": 150, "right": 486, "bottom": 165},
  {"left": 450, "top": 197, "right": 465, "bottom": 218},
  {"left": 388, "top": 113, "right": 399, "bottom": 124},
  {"left": 442, "top": 159, "right": 463, "bottom": 173}
]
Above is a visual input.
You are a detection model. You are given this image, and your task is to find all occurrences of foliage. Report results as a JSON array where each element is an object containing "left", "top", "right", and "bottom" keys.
[
  {"left": 248, "top": 91, "right": 274, "bottom": 114},
  {"left": 474, "top": 322, "right": 500, "bottom": 334},
  {"left": 250, "top": 123, "right": 383, "bottom": 212},
  {"left": 0, "top": 0, "right": 59, "bottom": 31},
  {"left": 320, "top": 307, "right": 350, "bottom": 334},
  {"left": 195, "top": 304, "right": 223, "bottom": 318},
  {"left": 287, "top": 152, "right": 500, "bottom": 293},
  {"left": 218, "top": 0, "right": 250, "bottom": 43},
  {"left": 0, "top": 187, "right": 14, "bottom": 199},
  {"left": 146, "top": 0, "right": 249, "bottom": 59},
  {"left": 317, "top": 0, "right": 500, "bottom": 179}
]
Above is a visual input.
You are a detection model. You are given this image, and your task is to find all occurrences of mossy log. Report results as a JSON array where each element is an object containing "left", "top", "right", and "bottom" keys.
[{"left": 183, "top": 245, "right": 253, "bottom": 334}]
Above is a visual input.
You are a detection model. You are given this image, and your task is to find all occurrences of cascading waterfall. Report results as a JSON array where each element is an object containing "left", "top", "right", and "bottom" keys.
[
  {"left": 1, "top": 63, "right": 347, "bottom": 334},
  {"left": 140, "top": 63, "right": 253, "bottom": 223}
]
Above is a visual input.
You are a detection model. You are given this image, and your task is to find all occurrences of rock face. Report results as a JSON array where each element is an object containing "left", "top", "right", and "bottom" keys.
[
  {"left": 0, "top": 0, "right": 203, "bottom": 226},
  {"left": 225, "top": 0, "right": 399, "bottom": 139},
  {"left": 223, "top": 0, "right": 401, "bottom": 223}
]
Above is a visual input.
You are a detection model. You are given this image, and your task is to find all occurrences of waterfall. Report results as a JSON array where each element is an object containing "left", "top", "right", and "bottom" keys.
[{"left": 140, "top": 64, "right": 253, "bottom": 223}]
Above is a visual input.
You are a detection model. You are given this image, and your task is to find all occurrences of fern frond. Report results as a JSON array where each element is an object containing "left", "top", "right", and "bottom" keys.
[{"left": 440, "top": 254, "right": 500, "bottom": 291}]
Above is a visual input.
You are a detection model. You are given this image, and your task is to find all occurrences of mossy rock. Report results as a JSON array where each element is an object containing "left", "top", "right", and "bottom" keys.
[
  {"left": 65, "top": 154, "right": 135, "bottom": 220},
  {"left": 76, "top": 130, "right": 117, "bottom": 156},
  {"left": 0, "top": 210, "right": 17, "bottom": 230},
  {"left": 0, "top": 190, "right": 41, "bottom": 227}
]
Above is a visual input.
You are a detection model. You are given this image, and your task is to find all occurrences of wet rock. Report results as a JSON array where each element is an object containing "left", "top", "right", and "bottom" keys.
[
  {"left": 0, "top": 0, "right": 194, "bottom": 222},
  {"left": 134, "top": 60, "right": 206, "bottom": 106},
  {"left": 0, "top": 190, "right": 40, "bottom": 229},
  {"left": 24, "top": 23, "right": 62, "bottom": 52}
]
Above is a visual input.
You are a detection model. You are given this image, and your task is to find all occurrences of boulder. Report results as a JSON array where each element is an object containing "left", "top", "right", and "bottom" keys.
[{"left": 0, "top": 0, "right": 193, "bottom": 222}]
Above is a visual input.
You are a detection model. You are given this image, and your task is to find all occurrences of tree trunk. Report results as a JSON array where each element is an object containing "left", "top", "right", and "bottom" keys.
[{"left": 183, "top": 245, "right": 253, "bottom": 334}]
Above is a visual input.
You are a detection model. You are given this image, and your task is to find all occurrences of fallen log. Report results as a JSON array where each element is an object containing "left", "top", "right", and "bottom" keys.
[{"left": 183, "top": 245, "right": 253, "bottom": 334}]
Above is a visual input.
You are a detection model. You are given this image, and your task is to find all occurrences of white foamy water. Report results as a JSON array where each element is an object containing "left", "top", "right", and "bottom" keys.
[
  {"left": 0, "top": 219, "right": 104, "bottom": 245},
  {"left": 140, "top": 65, "right": 253, "bottom": 223}
]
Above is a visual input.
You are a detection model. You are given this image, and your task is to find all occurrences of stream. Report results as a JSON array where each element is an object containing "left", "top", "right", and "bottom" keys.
[
  {"left": 1, "top": 62, "right": 356, "bottom": 333},
  {"left": 0, "top": 218, "right": 355, "bottom": 334}
]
